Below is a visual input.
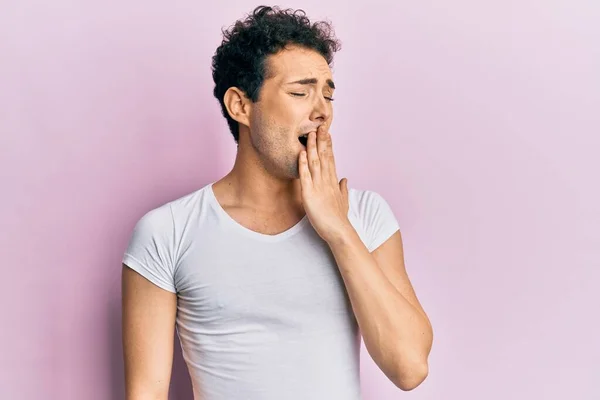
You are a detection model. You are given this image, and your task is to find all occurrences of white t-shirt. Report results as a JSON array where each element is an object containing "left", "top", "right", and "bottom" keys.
[{"left": 122, "top": 182, "right": 400, "bottom": 400}]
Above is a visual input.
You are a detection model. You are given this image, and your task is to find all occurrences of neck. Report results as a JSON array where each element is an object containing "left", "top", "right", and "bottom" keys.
[{"left": 214, "top": 140, "right": 302, "bottom": 213}]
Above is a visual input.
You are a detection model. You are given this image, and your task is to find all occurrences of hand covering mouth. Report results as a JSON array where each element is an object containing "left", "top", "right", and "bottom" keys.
[{"left": 297, "top": 129, "right": 318, "bottom": 146}]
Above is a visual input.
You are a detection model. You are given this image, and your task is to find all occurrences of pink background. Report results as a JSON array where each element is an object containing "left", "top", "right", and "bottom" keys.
[{"left": 1, "top": 1, "right": 598, "bottom": 399}]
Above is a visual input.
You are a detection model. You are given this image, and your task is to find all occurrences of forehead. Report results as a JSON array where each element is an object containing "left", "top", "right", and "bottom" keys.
[{"left": 265, "top": 46, "right": 332, "bottom": 83}]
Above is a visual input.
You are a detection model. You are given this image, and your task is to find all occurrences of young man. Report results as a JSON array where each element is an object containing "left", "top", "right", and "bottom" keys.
[{"left": 121, "top": 6, "right": 433, "bottom": 400}]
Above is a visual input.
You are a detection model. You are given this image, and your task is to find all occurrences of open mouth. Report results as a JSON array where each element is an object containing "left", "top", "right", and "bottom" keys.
[{"left": 298, "top": 133, "right": 309, "bottom": 147}]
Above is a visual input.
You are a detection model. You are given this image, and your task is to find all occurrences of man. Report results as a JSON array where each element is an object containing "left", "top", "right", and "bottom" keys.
[{"left": 121, "top": 5, "right": 433, "bottom": 400}]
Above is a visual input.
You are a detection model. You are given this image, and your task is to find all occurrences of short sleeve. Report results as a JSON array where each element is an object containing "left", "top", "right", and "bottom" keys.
[
  {"left": 352, "top": 190, "right": 400, "bottom": 252},
  {"left": 122, "top": 204, "right": 177, "bottom": 293}
]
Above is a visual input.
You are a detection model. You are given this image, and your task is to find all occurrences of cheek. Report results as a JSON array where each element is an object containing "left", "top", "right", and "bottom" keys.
[
  {"left": 250, "top": 108, "right": 275, "bottom": 136},
  {"left": 253, "top": 98, "right": 302, "bottom": 140},
  {"left": 273, "top": 98, "right": 305, "bottom": 125}
]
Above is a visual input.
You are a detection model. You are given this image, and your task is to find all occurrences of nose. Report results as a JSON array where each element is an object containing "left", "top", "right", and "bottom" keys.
[{"left": 310, "top": 95, "right": 331, "bottom": 123}]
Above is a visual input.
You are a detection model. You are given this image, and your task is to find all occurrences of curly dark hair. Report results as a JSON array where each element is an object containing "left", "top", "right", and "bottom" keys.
[{"left": 211, "top": 5, "right": 341, "bottom": 142}]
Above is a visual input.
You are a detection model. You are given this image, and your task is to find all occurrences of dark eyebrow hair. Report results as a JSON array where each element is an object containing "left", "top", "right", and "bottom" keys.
[{"left": 286, "top": 78, "right": 335, "bottom": 89}]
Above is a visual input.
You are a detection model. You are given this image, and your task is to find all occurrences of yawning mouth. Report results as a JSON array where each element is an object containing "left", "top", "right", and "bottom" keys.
[{"left": 298, "top": 134, "right": 309, "bottom": 147}]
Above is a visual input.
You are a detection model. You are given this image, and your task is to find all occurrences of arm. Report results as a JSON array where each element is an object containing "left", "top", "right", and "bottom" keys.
[
  {"left": 296, "top": 127, "right": 432, "bottom": 390},
  {"left": 122, "top": 264, "right": 177, "bottom": 400},
  {"left": 327, "top": 229, "right": 433, "bottom": 391}
]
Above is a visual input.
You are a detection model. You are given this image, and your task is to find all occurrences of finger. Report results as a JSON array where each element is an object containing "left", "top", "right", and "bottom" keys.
[
  {"left": 340, "top": 177, "right": 349, "bottom": 211},
  {"left": 327, "top": 131, "right": 339, "bottom": 184},
  {"left": 317, "top": 126, "right": 331, "bottom": 183},
  {"left": 340, "top": 177, "right": 349, "bottom": 198},
  {"left": 298, "top": 150, "right": 313, "bottom": 189},
  {"left": 307, "top": 130, "right": 321, "bottom": 184}
]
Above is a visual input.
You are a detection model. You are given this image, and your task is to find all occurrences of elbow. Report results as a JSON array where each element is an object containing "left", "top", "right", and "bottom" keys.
[{"left": 392, "top": 360, "right": 429, "bottom": 391}]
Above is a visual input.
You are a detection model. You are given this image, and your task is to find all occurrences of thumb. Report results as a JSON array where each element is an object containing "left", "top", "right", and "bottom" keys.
[{"left": 339, "top": 178, "right": 349, "bottom": 197}]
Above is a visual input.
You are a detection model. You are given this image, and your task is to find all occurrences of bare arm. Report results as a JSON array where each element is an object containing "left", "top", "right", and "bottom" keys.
[
  {"left": 327, "top": 229, "right": 433, "bottom": 391},
  {"left": 122, "top": 264, "right": 177, "bottom": 400}
]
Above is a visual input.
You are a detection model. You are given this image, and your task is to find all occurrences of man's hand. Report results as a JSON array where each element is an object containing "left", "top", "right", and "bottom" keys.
[{"left": 298, "top": 125, "right": 352, "bottom": 243}]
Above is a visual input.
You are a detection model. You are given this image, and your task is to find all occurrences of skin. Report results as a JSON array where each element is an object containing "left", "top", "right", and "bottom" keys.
[
  {"left": 122, "top": 44, "right": 433, "bottom": 399},
  {"left": 212, "top": 44, "right": 337, "bottom": 230}
]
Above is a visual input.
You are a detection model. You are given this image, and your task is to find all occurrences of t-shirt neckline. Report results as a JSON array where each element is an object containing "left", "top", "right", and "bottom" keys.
[{"left": 206, "top": 182, "right": 310, "bottom": 242}]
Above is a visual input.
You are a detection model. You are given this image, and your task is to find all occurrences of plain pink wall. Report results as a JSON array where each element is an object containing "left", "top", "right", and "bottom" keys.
[{"left": 1, "top": 1, "right": 598, "bottom": 399}]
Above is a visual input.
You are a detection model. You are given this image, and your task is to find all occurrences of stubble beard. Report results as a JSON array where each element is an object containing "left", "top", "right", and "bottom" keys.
[{"left": 250, "top": 120, "right": 300, "bottom": 181}]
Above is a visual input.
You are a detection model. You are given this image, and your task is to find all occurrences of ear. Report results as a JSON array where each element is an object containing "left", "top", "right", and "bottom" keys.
[{"left": 223, "top": 87, "right": 251, "bottom": 128}]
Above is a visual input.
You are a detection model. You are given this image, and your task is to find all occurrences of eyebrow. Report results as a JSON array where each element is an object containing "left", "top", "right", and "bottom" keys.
[{"left": 286, "top": 78, "right": 336, "bottom": 89}]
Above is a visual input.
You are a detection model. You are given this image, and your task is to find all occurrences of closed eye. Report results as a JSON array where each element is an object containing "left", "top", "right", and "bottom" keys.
[{"left": 290, "top": 93, "right": 335, "bottom": 102}]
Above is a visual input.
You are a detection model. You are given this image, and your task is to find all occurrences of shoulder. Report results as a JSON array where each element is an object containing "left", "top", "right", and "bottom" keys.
[
  {"left": 131, "top": 202, "right": 173, "bottom": 235},
  {"left": 348, "top": 187, "right": 400, "bottom": 252},
  {"left": 130, "top": 183, "right": 211, "bottom": 237},
  {"left": 348, "top": 187, "right": 392, "bottom": 217},
  {"left": 142, "top": 183, "right": 212, "bottom": 222}
]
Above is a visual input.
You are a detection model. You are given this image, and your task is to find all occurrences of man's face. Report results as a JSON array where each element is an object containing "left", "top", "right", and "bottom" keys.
[{"left": 246, "top": 45, "right": 335, "bottom": 179}]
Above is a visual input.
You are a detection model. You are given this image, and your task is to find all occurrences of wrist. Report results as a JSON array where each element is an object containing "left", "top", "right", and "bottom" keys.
[{"left": 324, "top": 220, "right": 358, "bottom": 247}]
